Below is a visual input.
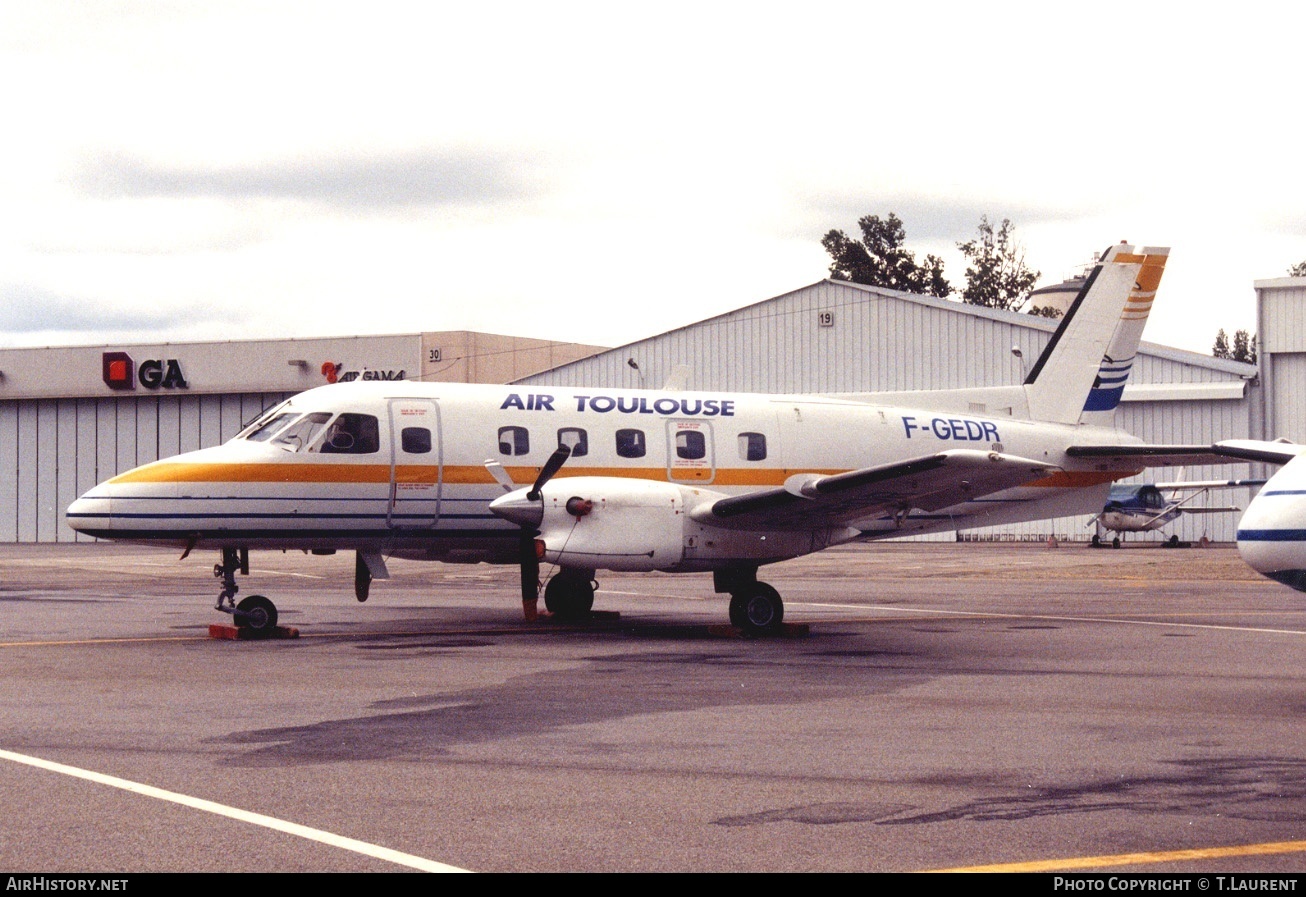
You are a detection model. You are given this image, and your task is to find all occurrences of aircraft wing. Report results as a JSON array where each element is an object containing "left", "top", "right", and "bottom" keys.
[
  {"left": 690, "top": 449, "right": 1055, "bottom": 532},
  {"left": 1064, "top": 444, "right": 1236, "bottom": 467}
]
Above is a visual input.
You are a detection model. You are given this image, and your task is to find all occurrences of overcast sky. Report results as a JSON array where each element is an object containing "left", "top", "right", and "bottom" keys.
[{"left": 1, "top": 2, "right": 1301, "bottom": 358}]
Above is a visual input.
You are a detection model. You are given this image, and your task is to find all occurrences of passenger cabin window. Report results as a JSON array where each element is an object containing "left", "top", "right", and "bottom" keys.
[
  {"left": 402, "top": 427, "right": 432, "bottom": 454},
  {"left": 499, "top": 426, "right": 529, "bottom": 456},
  {"left": 615, "top": 428, "right": 646, "bottom": 458},
  {"left": 738, "top": 432, "right": 767, "bottom": 461},
  {"left": 676, "top": 430, "right": 706, "bottom": 460},
  {"left": 558, "top": 427, "right": 588, "bottom": 457},
  {"left": 317, "top": 413, "right": 380, "bottom": 454},
  {"left": 272, "top": 412, "right": 332, "bottom": 452},
  {"left": 244, "top": 413, "right": 298, "bottom": 442}
]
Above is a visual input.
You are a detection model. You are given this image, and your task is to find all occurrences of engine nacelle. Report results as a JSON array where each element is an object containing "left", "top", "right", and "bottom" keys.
[{"left": 536, "top": 477, "right": 689, "bottom": 572}]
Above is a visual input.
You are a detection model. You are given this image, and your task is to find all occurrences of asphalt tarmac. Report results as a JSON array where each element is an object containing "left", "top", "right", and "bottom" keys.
[{"left": 1, "top": 539, "right": 1304, "bottom": 873}]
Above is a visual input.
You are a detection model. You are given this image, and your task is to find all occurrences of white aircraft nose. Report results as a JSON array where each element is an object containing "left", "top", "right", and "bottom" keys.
[
  {"left": 66, "top": 491, "right": 111, "bottom": 536},
  {"left": 1236, "top": 472, "right": 1306, "bottom": 592}
]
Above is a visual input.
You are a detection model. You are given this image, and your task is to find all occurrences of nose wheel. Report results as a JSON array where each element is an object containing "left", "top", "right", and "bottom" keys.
[
  {"left": 544, "top": 569, "right": 596, "bottom": 620},
  {"left": 235, "top": 595, "right": 278, "bottom": 631},
  {"left": 213, "top": 547, "right": 280, "bottom": 632}
]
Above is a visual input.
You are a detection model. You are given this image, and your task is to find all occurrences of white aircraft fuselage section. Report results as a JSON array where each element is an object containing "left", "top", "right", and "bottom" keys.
[{"left": 68, "top": 379, "right": 1139, "bottom": 572}]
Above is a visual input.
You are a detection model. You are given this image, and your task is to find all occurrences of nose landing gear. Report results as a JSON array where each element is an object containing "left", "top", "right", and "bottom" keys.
[{"left": 213, "top": 547, "right": 280, "bottom": 633}]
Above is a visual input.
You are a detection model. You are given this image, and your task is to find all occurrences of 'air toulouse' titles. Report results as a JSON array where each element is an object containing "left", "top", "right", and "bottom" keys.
[{"left": 501, "top": 393, "right": 736, "bottom": 416}]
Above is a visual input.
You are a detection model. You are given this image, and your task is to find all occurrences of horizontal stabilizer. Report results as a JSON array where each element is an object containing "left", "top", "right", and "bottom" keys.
[
  {"left": 1066, "top": 444, "right": 1234, "bottom": 468},
  {"left": 1212, "top": 439, "right": 1306, "bottom": 466}
]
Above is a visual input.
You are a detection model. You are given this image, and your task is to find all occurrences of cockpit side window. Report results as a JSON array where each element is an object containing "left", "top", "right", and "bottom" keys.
[
  {"left": 272, "top": 412, "right": 332, "bottom": 452},
  {"left": 244, "top": 413, "right": 298, "bottom": 442},
  {"left": 316, "top": 413, "right": 380, "bottom": 454}
]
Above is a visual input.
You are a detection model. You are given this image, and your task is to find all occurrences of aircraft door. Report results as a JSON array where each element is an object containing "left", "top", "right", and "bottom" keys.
[
  {"left": 666, "top": 420, "right": 715, "bottom": 484},
  {"left": 387, "top": 399, "right": 442, "bottom": 529}
]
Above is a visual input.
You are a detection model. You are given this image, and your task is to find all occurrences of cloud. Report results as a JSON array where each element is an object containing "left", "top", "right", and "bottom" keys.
[
  {"left": 0, "top": 283, "right": 216, "bottom": 336},
  {"left": 70, "top": 147, "right": 549, "bottom": 211},
  {"left": 790, "top": 192, "right": 1101, "bottom": 244}
]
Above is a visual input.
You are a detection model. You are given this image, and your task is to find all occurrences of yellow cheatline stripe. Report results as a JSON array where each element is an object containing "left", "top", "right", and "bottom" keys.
[
  {"left": 1113, "top": 252, "right": 1147, "bottom": 264},
  {"left": 931, "top": 839, "right": 1306, "bottom": 873},
  {"left": 0, "top": 748, "right": 471, "bottom": 872},
  {"left": 103, "top": 461, "right": 1145, "bottom": 491}
]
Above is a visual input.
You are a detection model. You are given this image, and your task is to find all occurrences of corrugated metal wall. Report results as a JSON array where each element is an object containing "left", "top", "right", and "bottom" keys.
[
  {"left": 1257, "top": 280, "right": 1306, "bottom": 444},
  {"left": 525, "top": 281, "right": 1050, "bottom": 394},
  {"left": 0, "top": 392, "right": 291, "bottom": 542}
]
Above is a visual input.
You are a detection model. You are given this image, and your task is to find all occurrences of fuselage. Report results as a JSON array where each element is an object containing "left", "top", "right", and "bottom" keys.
[
  {"left": 1236, "top": 455, "right": 1306, "bottom": 591},
  {"left": 67, "top": 380, "right": 1141, "bottom": 572},
  {"left": 1098, "top": 484, "right": 1181, "bottom": 533}
]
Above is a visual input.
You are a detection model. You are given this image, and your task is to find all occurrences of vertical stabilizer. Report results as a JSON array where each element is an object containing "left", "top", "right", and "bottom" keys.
[{"left": 1023, "top": 244, "right": 1168, "bottom": 425}]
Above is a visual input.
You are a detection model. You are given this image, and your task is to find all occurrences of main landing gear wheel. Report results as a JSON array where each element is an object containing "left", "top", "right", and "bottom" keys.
[
  {"left": 236, "top": 595, "right": 278, "bottom": 632},
  {"left": 730, "top": 582, "right": 784, "bottom": 636},
  {"left": 544, "top": 571, "right": 595, "bottom": 620}
]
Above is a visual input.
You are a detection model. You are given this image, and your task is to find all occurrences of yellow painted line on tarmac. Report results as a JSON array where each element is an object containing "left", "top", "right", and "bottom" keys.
[
  {"left": 931, "top": 839, "right": 1306, "bottom": 872},
  {"left": 0, "top": 748, "right": 469, "bottom": 872},
  {"left": 0, "top": 635, "right": 208, "bottom": 648}
]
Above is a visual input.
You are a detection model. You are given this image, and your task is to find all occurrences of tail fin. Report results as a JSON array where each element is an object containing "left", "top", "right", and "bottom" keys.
[{"left": 1023, "top": 243, "right": 1168, "bottom": 425}]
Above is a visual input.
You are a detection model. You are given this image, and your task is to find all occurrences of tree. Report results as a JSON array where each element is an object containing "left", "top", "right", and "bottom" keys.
[
  {"left": 1214, "top": 328, "right": 1257, "bottom": 365},
  {"left": 956, "top": 216, "right": 1040, "bottom": 311},
  {"left": 1289, "top": 261, "right": 1306, "bottom": 276},
  {"left": 1213, "top": 328, "right": 1231, "bottom": 359},
  {"left": 1026, "top": 305, "right": 1063, "bottom": 319},
  {"left": 821, "top": 213, "right": 952, "bottom": 298},
  {"left": 1232, "top": 329, "right": 1257, "bottom": 365}
]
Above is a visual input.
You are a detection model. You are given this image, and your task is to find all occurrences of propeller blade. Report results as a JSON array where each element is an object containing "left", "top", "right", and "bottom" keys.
[
  {"left": 528, "top": 444, "right": 572, "bottom": 500},
  {"left": 484, "top": 458, "right": 516, "bottom": 492},
  {"left": 520, "top": 531, "right": 540, "bottom": 603}
]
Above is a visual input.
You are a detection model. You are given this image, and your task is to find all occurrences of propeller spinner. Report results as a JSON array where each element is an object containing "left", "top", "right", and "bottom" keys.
[{"left": 485, "top": 444, "right": 573, "bottom": 605}]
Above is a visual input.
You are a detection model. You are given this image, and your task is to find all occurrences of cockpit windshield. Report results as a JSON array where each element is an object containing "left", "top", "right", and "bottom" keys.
[
  {"left": 243, "top": 412, "right": 299, "bottom": 442},
  {"left": 271, "top": 412, "right": 333, "bottom": 452}
]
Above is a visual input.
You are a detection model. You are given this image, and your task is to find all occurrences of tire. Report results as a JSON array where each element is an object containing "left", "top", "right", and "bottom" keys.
[
  {"left": 728, "top": 593, "right": 749, "bottom": 629},
  {"left": 736, "top": 583, "right": 784, "bottom": 635},
  {"left": 236, "top": 595, "right": 278, "bottom": 631},
  {"left": 544, "top": 573, "right": 595, "bottom": 619}
]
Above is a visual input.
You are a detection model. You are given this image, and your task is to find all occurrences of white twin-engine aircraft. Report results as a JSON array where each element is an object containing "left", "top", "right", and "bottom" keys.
[{"left": 68, "top": 243, "right": 1179, "bottom": 634}]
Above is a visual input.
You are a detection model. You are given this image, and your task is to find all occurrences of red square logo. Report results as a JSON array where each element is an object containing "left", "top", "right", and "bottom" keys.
[{"left": 102, "top": 352, "right": 135, "bottom": 390}]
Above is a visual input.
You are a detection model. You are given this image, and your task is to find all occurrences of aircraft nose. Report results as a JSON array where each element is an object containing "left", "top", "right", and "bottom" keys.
[
  {"left": 66, "top": 490, "right": 111, "bottom": 536},
  {"left": 1236, "top": 484, "right": 1306, "bottom": 592}
]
